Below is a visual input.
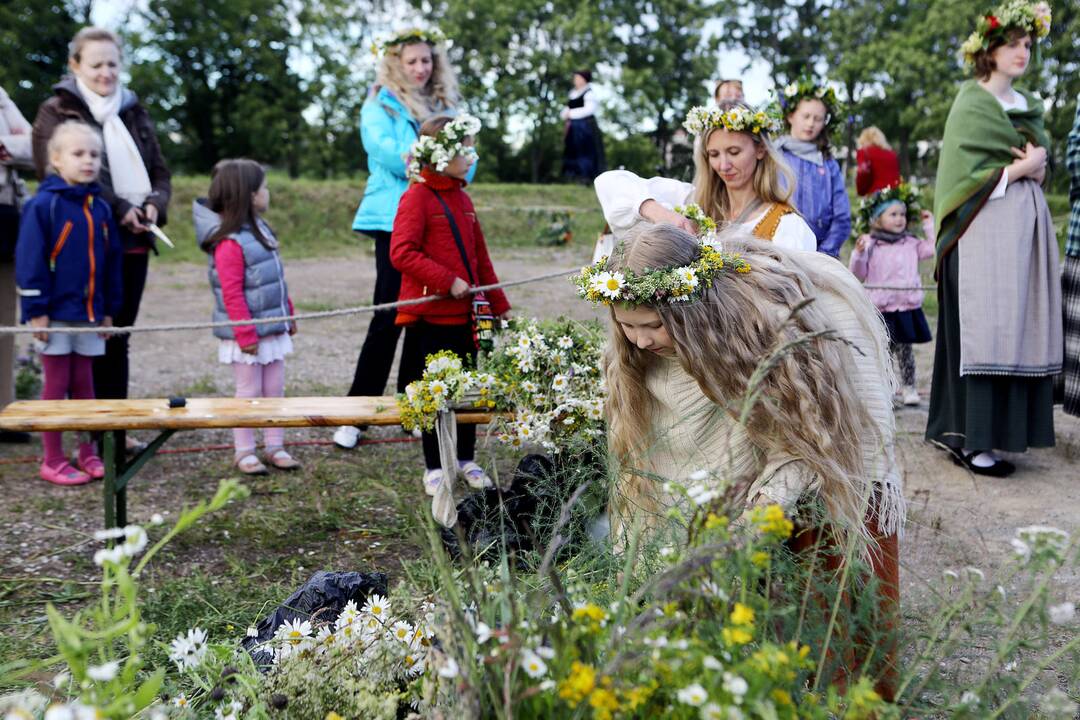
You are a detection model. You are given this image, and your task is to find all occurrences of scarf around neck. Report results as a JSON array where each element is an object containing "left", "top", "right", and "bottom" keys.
[
  {"left": 774, "top": 135, "right": 824, "bottom": 166},
  {"left": 75, "top": 76, "right": 152, "bottom": 207},
  {"left": 869, "top": 228, "right": 907, "bottom": 244}
]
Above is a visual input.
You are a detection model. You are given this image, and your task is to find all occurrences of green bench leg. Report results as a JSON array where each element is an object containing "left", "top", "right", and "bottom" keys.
[{"left": 102, "top": 429, "right": 176, "bottom": 529}]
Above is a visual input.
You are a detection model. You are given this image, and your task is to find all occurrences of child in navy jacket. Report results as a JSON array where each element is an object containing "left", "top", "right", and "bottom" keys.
[{"left": 16, "top": 121, "right": 122, "bottom": 485}]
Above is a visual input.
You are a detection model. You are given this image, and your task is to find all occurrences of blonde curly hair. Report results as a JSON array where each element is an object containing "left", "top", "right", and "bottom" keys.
[{"left": 376, "top": 40, "right": 460, "bottom": 121}]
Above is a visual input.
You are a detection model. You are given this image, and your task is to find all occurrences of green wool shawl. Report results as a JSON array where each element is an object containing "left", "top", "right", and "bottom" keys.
[{"left": 933, "top": 81, "right": 1050, "bottom": 268}]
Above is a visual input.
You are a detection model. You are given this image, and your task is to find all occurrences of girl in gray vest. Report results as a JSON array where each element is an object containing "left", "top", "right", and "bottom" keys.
[{"left": 196, "top": 159, "right": 299, "bottom": 475}]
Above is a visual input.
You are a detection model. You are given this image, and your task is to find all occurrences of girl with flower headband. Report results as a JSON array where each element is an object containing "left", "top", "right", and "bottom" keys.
[
  {"left": 926, "top": 0, "right": 1059, "bottom": 478},
  {"left": 391, "top": 114, "right": 510, "bottom": 497},
  {"left": 848, "top": 184, "right": 936, "bottom": 407},
  {"left": 336, "top": 28, "right": 477, "bottom": 450},
  {"left": 584, "top": 224, "right": 902, "bottom": 698},
  {"left": 772, "top": 77, "right": 851, "bottom": 258},
  {"left": 594, "top": 101, "right": 816, "bottom": 253}
]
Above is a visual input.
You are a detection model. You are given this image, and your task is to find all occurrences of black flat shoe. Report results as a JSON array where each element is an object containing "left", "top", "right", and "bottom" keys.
[
  {"left": 950, "top": 449, "right": 1016, "bottom": 477},
  {"left": 0, "top": 430, "right": 31, "bottom": 444}
]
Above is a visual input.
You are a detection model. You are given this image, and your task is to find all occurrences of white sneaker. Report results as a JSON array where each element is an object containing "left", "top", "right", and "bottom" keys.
[
  {"left": 459, "top": 460, "right": 493, "bottom": 490},
  {"left": 333, "top": 425, "right": 361, "bottom": 449},
  {"left": 423, "top": 468, "right": 444, "bottom": 496},
  {"left": 902, "top": 386, "right": 920, "bottom": 406}
]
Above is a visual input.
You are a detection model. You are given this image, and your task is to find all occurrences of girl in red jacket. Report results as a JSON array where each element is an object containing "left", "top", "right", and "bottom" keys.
[{"left": 391, "top": 114, "right": 510, "bottom": 496}]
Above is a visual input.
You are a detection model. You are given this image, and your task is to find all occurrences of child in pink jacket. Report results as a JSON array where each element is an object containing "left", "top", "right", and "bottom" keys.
[{"left": 849, "top": 188, "right": 935, "bottom": 406}]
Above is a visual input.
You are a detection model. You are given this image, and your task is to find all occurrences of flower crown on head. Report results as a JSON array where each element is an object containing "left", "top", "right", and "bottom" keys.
[
  {"left": 960, "top": 1, "right": 1051, "bottom": 66},
  {"left": 372, "top": 27, "right": 447, "bottom": 56},
  {"left": 406, "top": 114, "right": 482, "bottom": 182},
  {"left": 854, "top": 182, "right": 922, "bottom": 236},
  {"left": 573, "top": 240, "right": 750, "bottom": 307},
  {"left": 683, "top": 105, "right": 783, "bottom": 137},
  {"left": 773, "top": 77, "right": 843, "bottom": 128}
]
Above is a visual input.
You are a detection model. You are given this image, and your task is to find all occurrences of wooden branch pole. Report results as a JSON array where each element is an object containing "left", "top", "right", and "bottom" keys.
[{"left": 0, "top": 397, "right": 494, "bottom": 528}]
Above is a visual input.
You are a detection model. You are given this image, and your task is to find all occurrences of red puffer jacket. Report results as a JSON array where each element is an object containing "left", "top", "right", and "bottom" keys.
[{"left": 390, "top": 169, "right": 510, "bottom": 323}]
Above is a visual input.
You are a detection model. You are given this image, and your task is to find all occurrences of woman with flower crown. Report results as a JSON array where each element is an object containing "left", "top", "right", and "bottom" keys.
[
  {"left": 335, "top": 28, "right": 476, "bottom": 450},
  {"left": 594, "top": 101, "right": 816, "bottom": 253},
  {"left": 925, "top": 0, "right": 1059, "bottom": 477},
  {"left": 577, "top": 224, "right": 903, "bottom": 698},
  {"left": 773, "top": 78, "right": 851, "bottom": 258}
]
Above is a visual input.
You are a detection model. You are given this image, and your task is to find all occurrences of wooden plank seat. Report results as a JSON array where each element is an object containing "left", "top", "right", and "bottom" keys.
[{"left": 0, "top": 397, "right": 493, "bottom": 528}]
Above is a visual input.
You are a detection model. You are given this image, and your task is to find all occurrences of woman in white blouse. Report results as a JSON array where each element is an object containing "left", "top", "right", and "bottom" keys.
[
  {"left": 561, "top": 70, "right": 605, "bottom": 181},
  {"left": 595, "top": 102, "right": 816, "bottom": 253}
]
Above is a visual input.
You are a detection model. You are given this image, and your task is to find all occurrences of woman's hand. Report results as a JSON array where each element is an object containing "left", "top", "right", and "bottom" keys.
[
  {"left": 143, "top": 203, "right": 159, "bottom": 226},
  {"left": 121, "top": 207, "right": 149, "bottom": 233},
  {"left": 639, "top": 200, "right": 698, "bottom": 234},
  {"left": 855, "top": 236, "right": 870, "bottom": 253},
  {"left": 449, "top": 277, "right": 471, "bottom": 299},
  {"left": 1009, "top": 142, "right": 1047, "bottom": 182},
  {"left": 29, "top": 315, "right": 49, "bottom": 343},
  {"left": 240, "top": 342, "right": 259, "bottom": 355}
]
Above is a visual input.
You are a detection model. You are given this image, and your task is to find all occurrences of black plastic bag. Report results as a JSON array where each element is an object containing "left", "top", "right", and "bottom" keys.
[{"left": 243, "top": 570, "right": 388, "bottom": 666}]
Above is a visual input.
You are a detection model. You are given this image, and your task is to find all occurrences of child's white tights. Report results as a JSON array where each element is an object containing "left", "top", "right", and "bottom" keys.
[{"left": 231, "top": 359, "right": 285, "bottom": 458}]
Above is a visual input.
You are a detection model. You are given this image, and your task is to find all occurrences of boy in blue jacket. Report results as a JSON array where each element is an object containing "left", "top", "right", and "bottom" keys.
[{"left": 16, "top": 121, "right": 122, "bottom": 485}]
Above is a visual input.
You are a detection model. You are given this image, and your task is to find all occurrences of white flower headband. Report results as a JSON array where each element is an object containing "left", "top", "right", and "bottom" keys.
[
  {"left": 406, "top": 114, "right": 482, "bottom": 182},
  {"left": 683, "top": 105, "right": 783, "bottom": 137}
]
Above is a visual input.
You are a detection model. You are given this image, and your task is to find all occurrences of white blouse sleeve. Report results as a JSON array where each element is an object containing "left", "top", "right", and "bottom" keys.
[
  {"left": 593, "top": 170, "right": 695, "bottom": 235},
  {"left": 566, "top": 90, "right": 598, "bottom": 120},
  {"left": 988, "top": 170, "right": 1009, "bottom": 201},
  {"left": 773, "top": 214, "right": 818, "bottom": 253}
]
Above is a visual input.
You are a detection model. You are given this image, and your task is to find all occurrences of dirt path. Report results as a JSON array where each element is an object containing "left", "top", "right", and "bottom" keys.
[{"left": 2, "top": 241, "right": 1079, "bottom": 619}]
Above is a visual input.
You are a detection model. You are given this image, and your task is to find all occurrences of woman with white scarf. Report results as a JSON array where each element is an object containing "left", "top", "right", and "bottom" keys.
[{"left": 33, "top": 27, "right": 172, "bottom": 450}]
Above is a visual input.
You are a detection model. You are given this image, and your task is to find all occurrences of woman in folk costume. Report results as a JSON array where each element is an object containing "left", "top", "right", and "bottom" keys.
[
  {"left": 595, "top": 101, "right": 817, "bottom": 253},
  {"left": 1063, "top": 95, "right": 1080, "bottom": 417},
  {"left": 578, "top": 224, "right": 903, "bottom": 698},
  {"left": 925, "top": 0, "right": 1060, "bottom": 476},
  {"left": 560, "top": 69, "right": 606, "bottom": 182},
  {"left": 32, "top": 27, "right": 172, "bottom": 454}
]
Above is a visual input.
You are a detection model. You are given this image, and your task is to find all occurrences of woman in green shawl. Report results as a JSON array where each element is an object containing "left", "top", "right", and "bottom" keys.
[{"left": 926, "top": 0, "right": 1060, "bottom": 476}]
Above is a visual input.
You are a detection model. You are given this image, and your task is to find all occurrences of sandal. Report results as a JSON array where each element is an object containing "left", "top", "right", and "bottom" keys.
[
  {"left": 40, "top": 461, "right": 92, "bottom": 486},
  {"left": 266, "top": 449, "right": 301, "bottom": 471},
  {"left": 77, "top": 454, "right": 106, "bottom": 480},
  {"left": 458, "top": 460, "right": 493, "bottom": 490},
  {"left": 236, "top": 454, "right": 269, "bottom": 476},
  {"left": 423, "top": 468, "right": 444, "bottom": 497}
]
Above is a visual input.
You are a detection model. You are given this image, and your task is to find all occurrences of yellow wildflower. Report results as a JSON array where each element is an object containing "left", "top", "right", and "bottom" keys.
[
  {"left": 752, "top": 551, "right": 771, "bottom": 566},
  {"left": 730, "top": 603, "right": 755, "bottom": 626},
  {"left": 621, "top": 686, "right": 652, "bottom": 711},
  {"left": 705, "top": 512, "right": 729, "bottom": 530},
  {"left": 772, "top": 689, "right": 793, "bottom": 706},
  {"left": 588, "top": 687, "right": 620, "bottom": 720},
  {"left": 722, "top": 627, "right": 753, "bottom": 646},
  {"left": 572, "top": 603, "right": 607, "bottom": 632},
  {"left": 843, "top": 678, "right": 884, "bottom": 719},
  {"left": 750, "top": 504, "right": 794, "bottom": 539},
  {"left": 558, "top": 661, "right": 597, "bottom": 707}
]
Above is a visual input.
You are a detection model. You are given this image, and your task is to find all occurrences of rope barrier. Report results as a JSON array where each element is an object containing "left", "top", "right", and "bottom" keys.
[
  {"left": 862, "top": 285, "right": 938, "bottom": 291},
  {"left": 0, "top": 267, "right": 580, "bottom": 335}
]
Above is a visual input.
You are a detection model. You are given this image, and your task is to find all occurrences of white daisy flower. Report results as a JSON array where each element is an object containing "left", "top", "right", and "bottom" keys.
[
  {"left": 557, "top": 335, "right": 573, "bottom": 349},
  {"left": 86, "top": 661, "right": 119, "bottom": 682},
  {"left": 362, "top": 594, "right": 389, "bottom": 620},
  {"left": 551, "top": 374, "right": 569, "bottom": 392},
  {"left": 676, "top": 683, "right": 708, "bottom": 706},
  {"left": 475, "top": 621, "right": 492, "bottom": 644},
  {"left": 168, "top": 627, "right": 209, "bottom": 671},
  {"left": 703, "top": 655, "right": 723, "bottom": 671},
  {"left": 390, "top": 620, "right": 413, "bottom": 643},
  {"left": 723, "top": 672, "right": 748, "bottom": 700},
  {"left": 520, "top": 648, "right": 547, "bottom": 678}
]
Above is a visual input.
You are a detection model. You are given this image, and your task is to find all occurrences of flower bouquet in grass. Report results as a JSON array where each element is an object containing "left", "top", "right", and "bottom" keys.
[{"left": 529, "top": 210, "right": 574, "bottom": 246}]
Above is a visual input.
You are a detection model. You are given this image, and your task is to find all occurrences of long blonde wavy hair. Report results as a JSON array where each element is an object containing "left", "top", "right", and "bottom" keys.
[
  {"left": 692, "top": 101, "right": 796, "bottom": 224},
  {"left": 605, "top": 224, "right": 887, "bottom": 536},
  {"left": 376, "top": 40, "right": 460, "bottom": 121}
]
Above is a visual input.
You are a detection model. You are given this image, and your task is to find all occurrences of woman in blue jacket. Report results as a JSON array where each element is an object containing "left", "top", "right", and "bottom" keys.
[
  {"left": 336, "top": 29, "right": 475, "bottom": 449},
  {"left": 773, "top": 78, "right": 851, "bottom": 258}
]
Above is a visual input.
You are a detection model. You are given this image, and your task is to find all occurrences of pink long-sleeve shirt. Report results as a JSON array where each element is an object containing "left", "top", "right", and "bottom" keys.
[
  {"left": 213, "top": 238, "right": 293, "bottom": 347},
  {"left": 848, "top": 218, "right": 936, "bottom": 313}
]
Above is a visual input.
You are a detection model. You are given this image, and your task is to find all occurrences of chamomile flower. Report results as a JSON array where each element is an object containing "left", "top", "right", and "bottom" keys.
[
  {"left": 390, "top": 620, "right": 413, "bottom": 643},
  {"left": 521, "top": 648, "right": 548, "bottom": 678},
  {"left": 169, "top": 627, "right": 209, "bottom": 671},
  {"left": 86, "top": 661, "right": 119, "bottom": 682},
  {"left": 677, "top": 684, "right": 708, "bottom": 706},
  {"left": 557, "top": 335, "right": 574, "bottom": 349},
  {"left": 362, "top": 594, "right": 390, "bottom": 620},
  {"left": 591, "top": 271, "right": 625, "bottom": 300}
]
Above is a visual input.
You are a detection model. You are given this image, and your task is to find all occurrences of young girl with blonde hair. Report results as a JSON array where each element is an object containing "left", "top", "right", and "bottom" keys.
[
  {"left": 577, "top": 223, "right": 903, "bottom": 697},
  {"left": 595, "top": 101, "right": 816, "bottom": 252}
]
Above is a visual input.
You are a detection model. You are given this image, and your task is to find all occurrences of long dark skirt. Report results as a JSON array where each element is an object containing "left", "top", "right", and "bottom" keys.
[
  {"left": 1063, "top": 255, "right": 1080, "bottom": 417},
  {"left": 562, "top": 116, "right": 605, "bottom": 182},
  {"left": 925, "top": 250, "right": 1056, "bottom": 452}
]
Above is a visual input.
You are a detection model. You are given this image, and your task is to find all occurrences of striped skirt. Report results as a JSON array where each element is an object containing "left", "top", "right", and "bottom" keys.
[{"left": 1064, "top": 255, "right": 1080, "bottom": 417}]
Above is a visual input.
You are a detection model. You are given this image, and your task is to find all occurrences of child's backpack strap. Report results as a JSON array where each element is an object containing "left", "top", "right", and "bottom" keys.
[{"left": 426, "top": 187, "right": 476, "bottom": 285}]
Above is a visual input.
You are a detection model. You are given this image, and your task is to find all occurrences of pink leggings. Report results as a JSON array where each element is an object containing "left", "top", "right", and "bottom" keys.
[
  {"left": 231, "top": 360, "right": 285, "bottom": 458},
  {"left": 41, "top": 354, "right": 96, "bottom": 468}
]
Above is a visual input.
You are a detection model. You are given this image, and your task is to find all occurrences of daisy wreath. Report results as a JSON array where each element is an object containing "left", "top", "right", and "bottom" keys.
[
  {"left": 773, "top": 76, "right": 843, "bottom": 130},
  {"left": 853, "top": 182, "right": 923, "bottom": 236},
  {"left": 406, "top": 113, "right": 482, "bottom": 181},
  {"left": 960, "top": 1, "right": 1052, "bottom": 66},
  {"left": 683, "top": 105, "right": 783, "bottom": 137},
  {"left": 573, "top": 241, "right": 751, "bottom": 306},
  {"left": 372, "top": 27, "right": 447, "bottom": 56}
]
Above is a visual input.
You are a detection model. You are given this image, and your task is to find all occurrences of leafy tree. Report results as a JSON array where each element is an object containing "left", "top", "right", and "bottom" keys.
[{"left": 0, "top": 1, "right": 81, "bottom": 116}]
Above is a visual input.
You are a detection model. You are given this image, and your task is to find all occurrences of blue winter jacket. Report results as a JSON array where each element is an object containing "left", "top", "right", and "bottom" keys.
[
  {"left": 351, "top": 87, "right": 476, "bottom": 234},
  {"left": 780, "top": 150, "right": 852, "bottom": 258},
  {"left": 16, "top": 175, "right": 123, "bottom": 323}
]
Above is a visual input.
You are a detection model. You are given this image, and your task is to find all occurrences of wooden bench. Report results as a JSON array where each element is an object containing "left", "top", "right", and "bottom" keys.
[{"left": 0, "top": 397, "right": 492, "bottom": 528}]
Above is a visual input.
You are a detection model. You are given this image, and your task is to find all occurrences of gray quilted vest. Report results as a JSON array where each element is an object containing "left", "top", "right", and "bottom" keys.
[{"left": 194, "top": 199, "right": 289, "bottom": 341}]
